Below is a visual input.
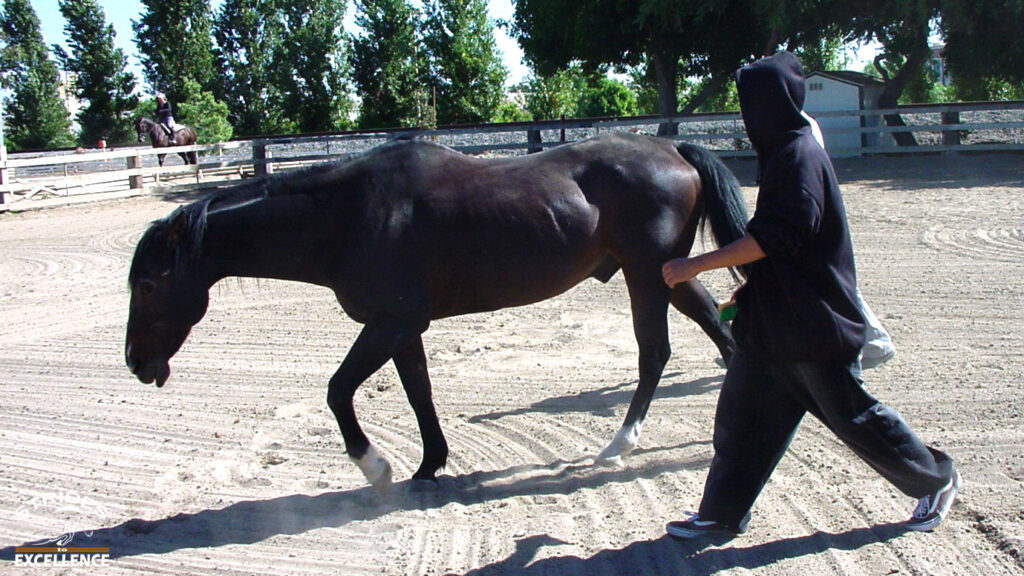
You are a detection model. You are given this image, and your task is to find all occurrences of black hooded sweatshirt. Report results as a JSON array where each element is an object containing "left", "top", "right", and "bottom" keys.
[{"left": 732, "top": 51, "right": 867, "bottom": 363}]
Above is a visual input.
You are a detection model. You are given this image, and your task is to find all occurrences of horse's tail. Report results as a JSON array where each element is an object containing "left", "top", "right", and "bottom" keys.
[{"left": 674, "top": 141, "right": 749, "bottom": 280}]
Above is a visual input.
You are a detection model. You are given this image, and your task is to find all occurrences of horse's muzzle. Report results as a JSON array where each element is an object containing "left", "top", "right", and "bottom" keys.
[{"left": 126, "top": 344, "right": 170, "bottom": 387}]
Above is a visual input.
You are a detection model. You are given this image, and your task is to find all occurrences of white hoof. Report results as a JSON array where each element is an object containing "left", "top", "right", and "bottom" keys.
[
  {"left": 594, "top": 424, "right": 641, "bottom": 466},
  {"left": 352, "top": 445, "right": 393, "bottom": 494}
]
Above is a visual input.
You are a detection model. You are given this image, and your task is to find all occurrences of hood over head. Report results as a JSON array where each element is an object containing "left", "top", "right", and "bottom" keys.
[{"left": 736, "top": 51, "right": 810, "bottom": 154}]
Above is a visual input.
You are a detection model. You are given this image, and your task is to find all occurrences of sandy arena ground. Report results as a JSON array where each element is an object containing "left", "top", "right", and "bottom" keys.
[{"left": 0, "top": 152, "right": 1021, "bottom": 575}]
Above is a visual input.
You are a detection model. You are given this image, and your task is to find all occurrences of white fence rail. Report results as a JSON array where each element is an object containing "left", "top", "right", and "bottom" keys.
[{"left": 2, "top": 101, "right": 1022, "bottom": 212}]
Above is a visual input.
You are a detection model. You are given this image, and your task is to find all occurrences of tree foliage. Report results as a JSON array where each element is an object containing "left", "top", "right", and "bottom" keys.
[
  {"left": 575, "top": 75, "right": 638, "bottom": 117},
  {"left": 133, "top": 0, "right": 217, "bottom": 104},
  {"left": 56, "top": 0, "right": 138, "bottom": 145},
  {"left": 421, "top": 0, "right": 507, "bottom": 124},
  {"left": 273, "top": 0, "right": 353, "bottom": 132},
  {"left": 521, "top": 64, "right": 637, "bottom": 120},
  {"left": 351, "top": 0, "right": 427, "bottom": 128},
  {"left": 0, "top": 0, "right": 74, "bottom": 150},
  {"left": 512, "top": 0, "right": 768, "bottom": 131},
  {"left": 213, "top": 0, "right": 292, "bottom": 136},
  {"left": 176, "top": 78, "right": 233, "bottom": 143},
  {"left": 939, "top": 0, "right": 1024, "bottom": 100}
]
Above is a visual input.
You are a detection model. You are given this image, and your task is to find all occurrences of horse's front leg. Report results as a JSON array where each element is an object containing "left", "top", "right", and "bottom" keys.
[
  {"left": 596, "top": 268, "right": 671, "bottom": 466},
  {"left": 326, "top": 314, "right": 426, "bottom": 492},
  {"left": 392, "top": 336, "right": 448, "bottom": 482}
]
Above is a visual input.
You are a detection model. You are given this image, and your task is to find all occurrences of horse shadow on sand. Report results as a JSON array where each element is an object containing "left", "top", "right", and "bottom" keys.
[
  {"left": 0, "top": 372, "right": 724, "bottom": 563},
  {"left": 0, "top": 441, "right": 711, "bottom": 562}
]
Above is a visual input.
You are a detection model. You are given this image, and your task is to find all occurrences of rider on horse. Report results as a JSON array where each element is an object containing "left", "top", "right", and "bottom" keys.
[{"left": 155, "top": 93, "right": 177, "bottom": 145}]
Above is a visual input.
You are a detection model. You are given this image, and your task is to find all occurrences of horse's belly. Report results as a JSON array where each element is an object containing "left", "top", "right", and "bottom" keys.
[{"left": 428, "top": 241, "right": 605, "bottom": 318}]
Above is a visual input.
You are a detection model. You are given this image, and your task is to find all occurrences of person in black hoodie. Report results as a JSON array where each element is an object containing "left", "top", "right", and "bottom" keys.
[{"left": 661, "top": 51, "right": 959, "bottom": 539}]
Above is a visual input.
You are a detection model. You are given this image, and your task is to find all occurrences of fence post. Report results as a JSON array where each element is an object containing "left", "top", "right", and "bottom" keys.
[
  {"left": 253, "top": 140, "right": 273, "bottom": 176},
  {"left": 941, "top": 110, "right": 962, "bottom": 148},
  {"left": 527, "top": 124, "right": 542, "bottom": 154},
  {"left": 0, "top": 146, "right": 9, "bottom": 206},
  {"left": 127, "top": 153, "right": 144, "bottom": 189}
]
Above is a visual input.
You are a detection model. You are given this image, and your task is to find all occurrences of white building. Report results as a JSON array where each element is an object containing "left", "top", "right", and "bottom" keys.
[{"left": 803, "top": 71, "right": 887, "bottom": 156}]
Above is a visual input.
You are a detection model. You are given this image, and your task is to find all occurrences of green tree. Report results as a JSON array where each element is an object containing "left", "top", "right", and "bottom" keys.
[
  {"left": 176, "top": 78, "right": 233, "bottom": 143},
  {"left": 133, "top": 0, "right": 217, "bottom": 104},
  {"left": 0, "top": 0, "right": 74, "bottom": 150},
  {"left": 273, "top": 0, "right": 353, "bottom": 132},
  {"left": 55, "top": 0, "right": 137, "bottom": 145},
  {"left": 832, "top": 0, "right": 938, "bottom": 145},
  {"left": 351, "top": 0, "right": 427, "bottom": 128},
  {"left": 421, "top": 0, "right": 507, "bottom": 125},
  {"left": 213, "top": 0, "right": 293, "bottom": 136},
  {"left": 576, "top": 75, "right": 638, "bottom": 117},
  {"left": 512, "top": 0, "right": 768, "bottom": 133},
  {"left": 521, "top": 69, "right": 576, "bottom": 120},
  {"left": 939, "top": 0, "right": 1024, "bottom": 100},
  {"left": 493, "top": 97, "right": 531, "bottom": 123}
]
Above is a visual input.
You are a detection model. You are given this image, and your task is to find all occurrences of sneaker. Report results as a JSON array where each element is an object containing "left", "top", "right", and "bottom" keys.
[
  {"left": 666, "top": 512, "right": 749, "bottom": 540},
  {"left": 906, "top": 469, "right": 961, "bottom": 532}
]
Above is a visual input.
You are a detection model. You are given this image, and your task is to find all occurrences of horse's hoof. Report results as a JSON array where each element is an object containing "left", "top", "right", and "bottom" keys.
[
  {"left": 596, "top": 424, "right": 641, "bottom": 465},
  {"left": 369, "top": 463, "right": 394, "bottom": 495},
  {"left": 352, "top": 445, "right": 393, "bottom": 495}
]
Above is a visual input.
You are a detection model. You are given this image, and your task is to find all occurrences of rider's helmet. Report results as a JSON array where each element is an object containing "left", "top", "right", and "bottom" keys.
[{"left": 156, "top": 92, "right": 166, "bottom": 101}]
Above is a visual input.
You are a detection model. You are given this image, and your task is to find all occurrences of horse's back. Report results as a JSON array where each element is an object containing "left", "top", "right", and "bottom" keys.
[{"left": 332, "top": 133, "right": 701, "bottom": 318}]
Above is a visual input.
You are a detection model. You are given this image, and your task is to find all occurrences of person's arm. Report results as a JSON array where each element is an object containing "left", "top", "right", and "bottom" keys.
[{"left": 662, "top": 234, "right": 766, "bottom": 288}]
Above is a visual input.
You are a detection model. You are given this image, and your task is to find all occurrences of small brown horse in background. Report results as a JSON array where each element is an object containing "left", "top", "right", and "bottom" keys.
[{"left": 135, "top": 117, "right": 198, "bottom": 166}]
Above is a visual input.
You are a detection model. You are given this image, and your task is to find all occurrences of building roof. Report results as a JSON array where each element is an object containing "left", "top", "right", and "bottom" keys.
[{"left": 807, "top": 70, "right": 886, "bottom": 88}]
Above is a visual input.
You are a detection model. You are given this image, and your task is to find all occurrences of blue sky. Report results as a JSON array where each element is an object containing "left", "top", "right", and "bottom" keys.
[{"left": 31, "top": 0, "right": 529, "bottom": 88}]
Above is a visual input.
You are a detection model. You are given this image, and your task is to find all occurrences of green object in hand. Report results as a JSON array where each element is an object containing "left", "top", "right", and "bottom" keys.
[{"left": 718, "top": 301, "right": 737, "bottom": 322}]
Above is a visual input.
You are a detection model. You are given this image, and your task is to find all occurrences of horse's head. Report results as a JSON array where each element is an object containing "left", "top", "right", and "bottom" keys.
[
  {"left": 125, "top": 207, "right": 209, "bottom": 387},
  {"left": 134, "top": 117, "right": 148, "bottom": 143}
]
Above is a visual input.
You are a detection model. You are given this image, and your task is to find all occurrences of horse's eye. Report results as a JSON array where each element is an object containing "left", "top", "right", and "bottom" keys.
[{"left": 138, "top": 280, "right": 157, "bottom": 295}]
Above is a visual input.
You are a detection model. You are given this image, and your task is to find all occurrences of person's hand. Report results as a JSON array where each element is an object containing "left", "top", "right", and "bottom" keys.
[{"left": 662, "top": 257, "right": 701, "bottom": 288}]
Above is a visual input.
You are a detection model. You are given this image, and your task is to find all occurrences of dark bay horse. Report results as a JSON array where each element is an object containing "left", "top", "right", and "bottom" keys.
[
  {"left": 125, "top": 132, "right": 748, "bottom": 492},
  {"left": 135, "top": 116, "right": 198, "bottom": 166}
]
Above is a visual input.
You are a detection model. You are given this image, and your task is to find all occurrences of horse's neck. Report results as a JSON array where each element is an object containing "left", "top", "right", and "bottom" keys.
[{"left": 201, "top": 196, "right": 332, "bottom": 287}]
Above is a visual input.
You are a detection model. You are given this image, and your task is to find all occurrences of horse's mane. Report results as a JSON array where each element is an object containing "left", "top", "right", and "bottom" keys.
[{"left": 130, "top": 152, "right": 380, "bottom": 285}]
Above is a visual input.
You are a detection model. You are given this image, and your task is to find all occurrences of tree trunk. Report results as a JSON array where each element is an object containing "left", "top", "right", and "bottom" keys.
[
  {"left": 875, "top": 27, "right": 931, "bottom": 147},
  {"left": 679, "top": 74, "right": 728, "bottom": 115},
  {"left": 652, "top": 52, "right": 679, "bottom": 136}
]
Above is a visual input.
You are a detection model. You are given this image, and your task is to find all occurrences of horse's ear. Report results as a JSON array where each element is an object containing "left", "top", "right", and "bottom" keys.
[{"left": 165, "top": 210, "right": 190, "bottom": 247}]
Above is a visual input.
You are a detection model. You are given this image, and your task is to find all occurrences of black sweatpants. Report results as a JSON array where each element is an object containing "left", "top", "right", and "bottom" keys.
[{"left": 698, "top": 351, "right": 955, "bottom": 529}]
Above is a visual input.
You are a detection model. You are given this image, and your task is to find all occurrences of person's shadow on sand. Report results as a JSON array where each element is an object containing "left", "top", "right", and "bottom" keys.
[{"left": 460, "top": 523, "right": 910, "bottom": 575}]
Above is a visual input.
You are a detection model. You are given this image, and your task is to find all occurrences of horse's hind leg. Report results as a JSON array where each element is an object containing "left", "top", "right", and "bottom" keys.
[
  {"left": 393, "top": 336, "right": 448, "bottom": 483},
  {"left": 596, "top": 267, "right": 671, "bottom": 466},
  {"left": 670, "top": 278, "right": 736, "bottom": 364}
]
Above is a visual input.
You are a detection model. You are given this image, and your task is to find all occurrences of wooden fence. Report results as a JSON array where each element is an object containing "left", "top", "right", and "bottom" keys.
[{"left": 2, "top": 100, "right": 1022, "bottom": 212}]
